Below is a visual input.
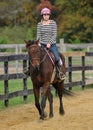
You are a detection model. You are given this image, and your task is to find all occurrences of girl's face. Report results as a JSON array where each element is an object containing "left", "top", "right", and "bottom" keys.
[{"left": 43, "top": 14, "right": 50, "bottom": 21}]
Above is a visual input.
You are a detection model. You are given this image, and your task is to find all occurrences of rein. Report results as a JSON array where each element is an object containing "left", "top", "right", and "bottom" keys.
[
  {"left": 29, "top": 45, "right": 54, "bottom": 69},
  {"left": 43, "top": 48, "right": 55, "bottom": 65},
  {"left": 40, "top": 51, "right": 48, "bottom": 64},
  {"left": 39, "top": 47, "right": 55, "bottom": 65}
]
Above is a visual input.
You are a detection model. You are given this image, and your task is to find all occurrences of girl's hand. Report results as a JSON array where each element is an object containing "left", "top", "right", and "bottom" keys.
[{"left": 46, "top": 43, "right": 51, "bottom": 48}]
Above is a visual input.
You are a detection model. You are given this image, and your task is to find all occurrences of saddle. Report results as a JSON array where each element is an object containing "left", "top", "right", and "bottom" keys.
[{"left": 44, "top": 49, "right": 66, "bottom": 82}]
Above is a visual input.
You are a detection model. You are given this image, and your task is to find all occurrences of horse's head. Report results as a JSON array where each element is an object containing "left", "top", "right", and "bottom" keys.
[{"left": 25, "top": 39, "right": 40, "bottom": 68}]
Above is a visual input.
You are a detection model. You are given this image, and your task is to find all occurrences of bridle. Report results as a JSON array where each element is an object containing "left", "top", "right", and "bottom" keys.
[{"left": 28, "top": 45, "right": 48, "bottom": 69}]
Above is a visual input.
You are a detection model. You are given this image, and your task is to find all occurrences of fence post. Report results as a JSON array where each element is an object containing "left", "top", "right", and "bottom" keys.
[
  {"left": 59, "top": 38, "right": 66, "bottom": 52},
  {"left": 15, "top": 45, "right": 18, "bottom": 72},
  {"left": 23, "top": 59, "right": 28, "bottom": 103},
  {"left": 82, "top": 56, "right": 85, "bottom": 90},
  {"left": 4, "top": 61, "right": 9, "bottom": 107},
  {"left": 68, "top": 56, "right": 72, "bottom": 90},
  {"left": 87, "top": 47, "right": 90, "bottom": 52}
]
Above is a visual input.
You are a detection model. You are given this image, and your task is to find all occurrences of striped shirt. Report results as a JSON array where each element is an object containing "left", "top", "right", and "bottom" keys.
[{"left": 37, "top": 20, "right": 57, "bottom": 45}]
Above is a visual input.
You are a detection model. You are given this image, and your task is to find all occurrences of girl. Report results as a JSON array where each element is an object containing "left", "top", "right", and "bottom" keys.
[{"left": 37, "top": 7, "right": 65, "bottom": 80}]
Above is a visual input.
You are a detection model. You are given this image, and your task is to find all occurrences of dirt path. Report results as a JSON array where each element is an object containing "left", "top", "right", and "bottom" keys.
[{"left": 0, "top": 89, "right": 93, "bottom": 130}]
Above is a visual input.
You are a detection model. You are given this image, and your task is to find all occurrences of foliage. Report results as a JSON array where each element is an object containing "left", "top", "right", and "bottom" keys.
[
  {"left": 0, "top": 24, "right": 37, "bottom": 44},
  {"left": 58, "top": 14, "right": 93, "bottom": 43},
  {"left": 0, "top": 0, "right": 93, "bottom": 43},
  {"left": 0, "top": 36, "right": 8, "bottom": 44},
  {"left": 26, "top": 26, "right": 37, "bottom": 40},
  {"left": 55, "top": 0, "right": 93, "bottom": 43},
  {"left": 69, "top": 38, "right": 81, "bottom": 44}
]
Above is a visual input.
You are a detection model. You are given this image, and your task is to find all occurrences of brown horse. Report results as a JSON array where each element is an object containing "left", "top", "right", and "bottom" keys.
[{"left": 25, "top": 39, "right": 71, "bottom": 120}]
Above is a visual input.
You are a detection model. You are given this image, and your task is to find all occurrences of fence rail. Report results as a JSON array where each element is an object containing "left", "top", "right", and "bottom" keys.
[
  {"left": 59, "top": 39, "right": 93, "bottom": 52},
  {"left": 0, "top": 52, "right": 93, "bottom": 107},
  {"left": 0, "top": 39, "right": 93, "bottom": 54}
]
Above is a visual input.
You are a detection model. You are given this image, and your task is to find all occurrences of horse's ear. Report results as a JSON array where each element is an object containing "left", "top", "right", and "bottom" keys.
[
  {"left": 24, "top": 40, "right": 28, "bottom": 44},
  {"left": 35, "top": 39, "right": 40, "bottom": 45},
  {"left": 24, "top": 40, "right": 29, "bottom": 48}
]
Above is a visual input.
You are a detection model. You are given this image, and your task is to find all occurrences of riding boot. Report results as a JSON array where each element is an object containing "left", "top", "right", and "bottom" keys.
[
  {"left": 23, "top": 66, "right": 30, "bottom": 77},
  {"left": 56, "top": 61, "right": 66, "bottom": 80}
]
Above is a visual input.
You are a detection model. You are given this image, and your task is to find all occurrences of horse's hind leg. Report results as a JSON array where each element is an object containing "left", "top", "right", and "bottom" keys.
[
  {"left": 53, "top": 82, "right": 65, "bottom": 115},
  {"left": 47, "top": 88, "right": 53, "bottom": 118},
  {"left": 58, "top": 82, "right": 65, "bottom": 115},
  {"left": 58, "top": 90, "right": 65, "bottom": 115}
]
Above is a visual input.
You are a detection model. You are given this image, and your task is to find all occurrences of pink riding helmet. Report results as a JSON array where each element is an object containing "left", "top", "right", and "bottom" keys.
[{"left": 41, "top": 7, "right": 51, "bottom": 15}]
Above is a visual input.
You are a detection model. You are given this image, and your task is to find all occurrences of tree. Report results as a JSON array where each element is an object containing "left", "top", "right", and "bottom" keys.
[
  {"left": 0, "top": 0, "right": 93, "bottom": 43},
  {"left": 54, "top": 0, "right": 93, "bottom": 43}
]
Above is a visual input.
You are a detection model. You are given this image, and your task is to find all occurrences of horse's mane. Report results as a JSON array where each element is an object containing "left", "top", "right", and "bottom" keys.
[{"left": 26, "top": 40, "right": 34, "bottom": 48}]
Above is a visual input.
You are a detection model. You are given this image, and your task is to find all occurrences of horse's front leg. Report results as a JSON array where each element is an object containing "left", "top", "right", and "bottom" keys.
[
  {"left": 47, "top": 88, "right": 53, "bottom": 118},
  {"left": 40, "top": 83, "right": 50, "bottom": 120},
  {"left": 33, "top": 87, "right": 41, "bottom": 116},
  {"left": 40, "top": 95, "right": 47, "bottom": 120}
]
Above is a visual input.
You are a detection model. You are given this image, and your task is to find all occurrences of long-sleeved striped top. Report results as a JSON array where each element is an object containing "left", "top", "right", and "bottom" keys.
[{"left": 37, "top": 20, "right": 57, "bottom": 45}]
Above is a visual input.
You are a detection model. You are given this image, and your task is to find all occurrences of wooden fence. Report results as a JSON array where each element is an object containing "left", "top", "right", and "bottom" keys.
[
  {"left": 0, "top": 52, "right": 93, "bottom": 107},
  {"left": 59, "top": 39, "right": 93, "bottom": 52},
  {"left": 0, "top": 40, "right": 93, "bottom": 72},
  {"left": 0, "top": 39, "right": 93, "bottom": 53}
]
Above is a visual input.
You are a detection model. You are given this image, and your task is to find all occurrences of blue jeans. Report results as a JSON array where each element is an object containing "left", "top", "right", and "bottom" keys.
[{"left": 41, "top": 43, "right": 60, "bottom": 62}]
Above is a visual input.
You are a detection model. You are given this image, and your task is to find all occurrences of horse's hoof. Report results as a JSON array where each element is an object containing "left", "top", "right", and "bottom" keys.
[
  {"left": 39, "top": 118, "right": 44, "bottom": 122},
  {"left": 44, "top": 111, "right": 47, "bottom": 118},
  {"left": 49, "top": 114, "right": 54, "bottom": 118},
  {"left": 40, "top": 116, "right": 44, "bottom": 120},
  {"left": 39, "top": 112, "right": 47, "bottom": 120},
  {"left": 60, "top": 110, "right": 65, "bottom": 115}
]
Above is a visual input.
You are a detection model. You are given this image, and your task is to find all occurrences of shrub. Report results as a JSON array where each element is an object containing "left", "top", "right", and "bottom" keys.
[
  {"left": 0, "top": 36, "right": 8, "bottom": 44},
  {"left": 69, "top": 38, "right": 81, "bottom": 44}
]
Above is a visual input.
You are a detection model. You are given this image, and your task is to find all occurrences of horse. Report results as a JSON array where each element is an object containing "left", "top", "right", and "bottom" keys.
[{"left": 25, "top": 39, "right": 71, "bottom": 120}]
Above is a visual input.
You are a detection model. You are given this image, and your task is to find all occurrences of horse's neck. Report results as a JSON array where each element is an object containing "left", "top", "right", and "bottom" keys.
[
  {"left": 40, "top": 47, "right": 55, "bottom": 66},
  {"left": 40, "top": 47, "right": 47, "bottom": 57}
]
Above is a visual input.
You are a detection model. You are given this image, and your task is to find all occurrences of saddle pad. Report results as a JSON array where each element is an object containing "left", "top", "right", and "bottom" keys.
[{"left": 51, "top": 67, "right": 56, "bottom": 83}]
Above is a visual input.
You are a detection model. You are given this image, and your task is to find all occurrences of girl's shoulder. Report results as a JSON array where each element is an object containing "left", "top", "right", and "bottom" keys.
[
  {"left": 50, "top": 20, "right": 56, "bottom": 24},
  {"left": 37, "top": 21, "right": 42, "bottom": 26}
]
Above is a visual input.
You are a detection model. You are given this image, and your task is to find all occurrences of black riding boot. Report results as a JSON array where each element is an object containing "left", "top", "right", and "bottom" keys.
[
  {"left": 23, "top": 67, "right": 30, "bottom": 77},
  {"left": 56, "top": 61, "right": 65, "bottom": 80}
]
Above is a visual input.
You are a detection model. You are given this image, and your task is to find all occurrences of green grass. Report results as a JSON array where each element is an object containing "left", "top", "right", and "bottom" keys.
[
  {"left": 72, "top": 84, "right": 93, "bottom": 92},
  {"left": 0, "top": 25, "right": 36, "bottom": 44},
  {"left": 0, "top": 78, "right": 34, "bottom": 109},
  {"left": 0, "top": 78, "right": 56, "bottom": 109},
  {"left": 0, "top": 78, "right": 32, "bottom": 94},
  {"left": 0, "top": 76, "right": 93, "bottom": 109}
]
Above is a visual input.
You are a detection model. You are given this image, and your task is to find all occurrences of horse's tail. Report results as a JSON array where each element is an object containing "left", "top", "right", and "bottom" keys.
[{"left": 63, "top": 88, "right": 75, "bottom": 97}]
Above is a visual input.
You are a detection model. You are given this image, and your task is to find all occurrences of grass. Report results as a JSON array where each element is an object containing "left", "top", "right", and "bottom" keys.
[
  {"left": 0, "top": 25, "right": 36, "bottom": 44},
  {"left": 0, "top": 78, "right": 34, "bottom": 109},
  {"left": 0, "top": 78, "right": 32, "bottom": 94},
  {"left": 0, "top": 75, "right": 93, "bottom": 110},
  {"left": 0, "top": 78, "right": 57, "bottom": 109},
  {"left": 0, "top": 63, "right": 93, "bottom": 109}
]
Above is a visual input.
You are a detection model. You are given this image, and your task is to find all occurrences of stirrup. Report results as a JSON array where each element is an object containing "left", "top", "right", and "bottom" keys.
[
  {"left": 57, "top": 72, "right": 66, "bottom": 81},
  {"left": 59, "top": 73, "right": 66, "bottom": 80},
  {"left": 23, "top": 67, "right": 30, "bottom": 77}
]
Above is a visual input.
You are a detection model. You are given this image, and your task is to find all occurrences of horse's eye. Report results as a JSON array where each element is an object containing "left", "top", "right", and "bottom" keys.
[
  {"left": 31, "top": 48, "right": 35, "bottom": 52},
  {"left": 37, "top": 49, "right": 39, "bottom": 52}
]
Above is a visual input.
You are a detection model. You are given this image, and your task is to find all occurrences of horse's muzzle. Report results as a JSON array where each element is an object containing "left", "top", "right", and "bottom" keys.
[{"left": 32, "top": 65, "right": 40, "bottom": 71}]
